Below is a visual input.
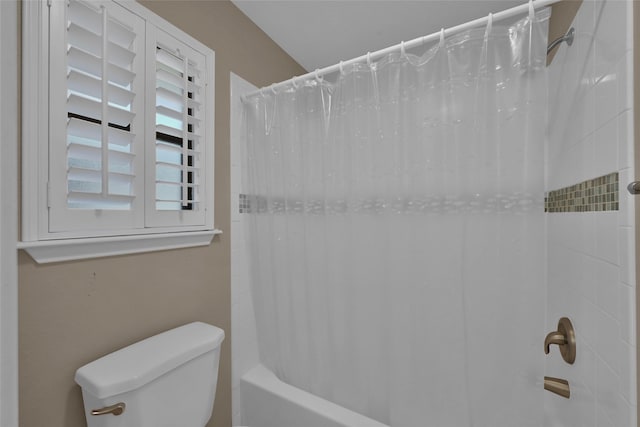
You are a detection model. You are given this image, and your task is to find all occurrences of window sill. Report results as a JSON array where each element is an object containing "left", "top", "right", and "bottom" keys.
[{"left": 17, "top": 229, "right": 222, "bottom": 264}]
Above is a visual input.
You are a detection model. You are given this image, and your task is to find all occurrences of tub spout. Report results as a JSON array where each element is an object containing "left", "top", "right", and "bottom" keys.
[{"left": 544, "top": 376, "right": 570, "bottom": 398}]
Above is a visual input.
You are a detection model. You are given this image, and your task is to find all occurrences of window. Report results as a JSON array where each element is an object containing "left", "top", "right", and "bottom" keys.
[{"left": 20, "top": 0, "right": 219, "bottom": 263}]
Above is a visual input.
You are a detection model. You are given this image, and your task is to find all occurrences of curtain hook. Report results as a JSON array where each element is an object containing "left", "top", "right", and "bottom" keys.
[
  {"left": 485, "top": 12, "right": 493, "bottom": 37},
  {"left": 400, "top": 41, "right": 406, "bottom": 59},
  {"left": 260, "top": 88, "right": 266, "bottom": 98},
  {"left": 339, "top": 60, "right": 345, "bottom": 75},
  {"left": 528, "top": 0, "right": 535, "bottom": 20},
  {"left": 439, "top": 28, "right": 445, "bottom": 47},
  {"left": 292, "top": 76, "right": 299, "bottom": 90},
  {"left": 314, "top": 69, "right": 323, "bottom": 83},
  {"left": 270, "top": 83, "right": 278, "bottom": 95},
  {"left": 367, "top": 52, "right": 372, "bottom": 67}
]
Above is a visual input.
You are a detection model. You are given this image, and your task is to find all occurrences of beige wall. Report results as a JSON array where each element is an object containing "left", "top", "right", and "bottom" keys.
[
  {"left": 547, "top": 0, "right": 582, "bottom": 64},
  {"left": 17, "top": 1, "right": 305, "bottom": 426}
]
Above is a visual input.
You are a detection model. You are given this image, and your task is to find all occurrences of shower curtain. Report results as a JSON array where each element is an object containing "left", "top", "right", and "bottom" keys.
[{"left": 243, "top": 9, "right": 550, "bottom": 427}]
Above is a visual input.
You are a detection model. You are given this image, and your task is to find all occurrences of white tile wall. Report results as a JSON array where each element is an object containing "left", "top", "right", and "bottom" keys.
[
  {"left": 230, "top": 73, "right": 260, "bottom": 427},
  {"left": 545, "top": 1, "right": 636, "bottom": 426}
]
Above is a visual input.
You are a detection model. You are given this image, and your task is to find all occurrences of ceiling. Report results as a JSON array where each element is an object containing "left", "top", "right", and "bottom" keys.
[{"left": 231, "top": 0, "right": 529, "bottom": 72}]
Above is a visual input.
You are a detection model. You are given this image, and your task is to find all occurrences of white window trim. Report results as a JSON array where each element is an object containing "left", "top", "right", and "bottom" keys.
[
  {"left": 17, "top": 230, "right": 218, "bottom": 264},
  {"left": 21, "top": 0, "right": 221, "bottom": 263},
  {"left": 0, "top": 0, "right": 19, "bottom": 424}
]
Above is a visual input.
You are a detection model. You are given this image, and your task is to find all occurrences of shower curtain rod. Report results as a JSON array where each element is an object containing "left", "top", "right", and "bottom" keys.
[{"left": 243, "top": 0, "right": 561, "bottom": 100}]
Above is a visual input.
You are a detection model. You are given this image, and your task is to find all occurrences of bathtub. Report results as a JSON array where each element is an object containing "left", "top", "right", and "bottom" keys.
[{"left": 240, "top": 364, "right": 390, "bottom": 427}]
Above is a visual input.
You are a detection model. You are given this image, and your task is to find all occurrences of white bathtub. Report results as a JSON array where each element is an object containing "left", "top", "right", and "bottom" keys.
[{"left": 240, "top": 364, "right": 390, "bottom": 427}]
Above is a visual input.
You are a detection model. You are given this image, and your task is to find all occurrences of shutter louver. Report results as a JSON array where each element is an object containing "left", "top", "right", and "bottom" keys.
[
  {"left": 154, "top": 44, "right": 203, "bottom": 212},
  {"left": 66, "top": 0, "right": 137, "bottom": 210}
]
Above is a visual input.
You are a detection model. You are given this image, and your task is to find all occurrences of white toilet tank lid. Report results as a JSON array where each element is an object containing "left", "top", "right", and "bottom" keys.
[{"left": 75, "top": 322, "right": 224, "bottom": 399}]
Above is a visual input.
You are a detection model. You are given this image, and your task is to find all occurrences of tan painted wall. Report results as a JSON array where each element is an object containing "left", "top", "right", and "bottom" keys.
[
  {"left": 547, "top": 0, "right": 582, "bottom": 64},
  {"left": 17, "top": 1, "right": 305, "bottom": 426}
]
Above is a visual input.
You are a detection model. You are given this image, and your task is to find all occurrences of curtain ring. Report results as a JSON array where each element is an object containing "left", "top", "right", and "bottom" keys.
[
  {"left": 400, "top": 41, "right": 406, "bottom": 59},
  {"left": 339, "top": 60, "right": 345, "bottom": 75},
  {"left": 439, "top": 28, "right": 445, "bottom": 47},
  {"left": 292, "top": 76, "right": 299, "bottom": 89},
  {"left": 528, "top": 0, "right": 535, "bottom": 20},
  {"left": 270, "top": 83, "right": 278, "bottom": 95},
  {"left": 366, "top": 52, "right": 372, "bottom": 67},
  {"left": 314, "top": 69, "right": 323, "bottom": 83},
  {"left": 485, "top": 12, "right": 493, "bottom": 37}
]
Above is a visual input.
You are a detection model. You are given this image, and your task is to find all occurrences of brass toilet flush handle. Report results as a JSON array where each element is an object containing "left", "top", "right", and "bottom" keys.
[
  {"left": 544, "top": 317, "right": 576, "bottom": 364},
  {"left": 91, "top": 402, "right": 125, "bottom": 416}
]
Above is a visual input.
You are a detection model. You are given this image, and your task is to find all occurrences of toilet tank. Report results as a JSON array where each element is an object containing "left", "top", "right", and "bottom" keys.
[{"left": 75, "top": 322, "right": 225, "bottom": 427}]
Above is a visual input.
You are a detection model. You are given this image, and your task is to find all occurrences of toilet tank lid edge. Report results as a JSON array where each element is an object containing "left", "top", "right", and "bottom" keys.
[{"left": 74, "top": 322, "right": 225, "bottom": 399}]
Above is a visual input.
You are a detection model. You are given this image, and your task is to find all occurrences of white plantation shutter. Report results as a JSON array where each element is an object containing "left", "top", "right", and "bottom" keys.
[
  {"left": 146, "top": 27, "right": 207, "bottom": 227},
  {"left": 26, "top": 0, "right": 214, "bottom": 245},
  {"left": 49, "top": 0, "right": 145, "bottom": 233}
]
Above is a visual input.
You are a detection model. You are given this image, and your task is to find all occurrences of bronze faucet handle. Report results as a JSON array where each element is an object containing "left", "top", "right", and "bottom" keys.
[
  {"left": 544, "top": 317, "right": 576, "bottom": 364},
  {"left": 544, "top": 331, "right": 567, "bottom": 354}
]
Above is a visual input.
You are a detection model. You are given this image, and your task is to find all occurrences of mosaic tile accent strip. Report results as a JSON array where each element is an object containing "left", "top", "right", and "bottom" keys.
[
  {"left": 239, "top": 193, "right": 251, "bottom": 213},
  {"left": 545, "top": 172, "right": 619, "bottom": 213},
  {"left": 239, "top": 193, "right": 543, "bottom": 214}
]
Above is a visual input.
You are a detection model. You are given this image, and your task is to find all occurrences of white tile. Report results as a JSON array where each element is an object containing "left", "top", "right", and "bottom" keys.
[
  {"left": 580, "top": 254, "right": 598, "bottom": 305},
  {"left": 619, "top": 282, "right": 636, "bottom": 345},
  {"left": 568, "top": 87, "right": 589, "bottom": 145},
  {"left": 618, "top": 400, "right": 632, "bottom": 427},
  {"left": 596, "top": 356, "right": 622, "bottom": 425},
  {"left": 617, "top": 110, "right": 632, "bottom": 170},
  {"left": 231, "top": 196, "right": 241, "bottom": 223},
  {"left": 580, "top": 343, "right": 598, "bottom": 396},
  {"left": 232, "top": 385, "right": 242, "bottom": 425},
  {"left": 592, "top": 118, "right": 618, "bottom": 177},
  {"left": 581, "top": 299, "right": 598, "bottom": 347},
  {"left": 595, "top": 308, "right": 621, "bottom": 374},
  {"left": 618, "top": 168, "right": 634, "bottom": 227},
  {"left": 582, "top": 213, "right": 598, "bottom": 257},
  {"left": 593, "top": 80, "right": 618, "bottom": 134},
  {"left": 596, "top": 411, "right": 615, "bottom": 427},
  {"left": 230, "top": 222, "right": 244, "bottom": 246},
  {"left": 624, "top": 0, "right": 634, "bottom": 49},
  {"left": 594, "top": 0, "right": 629, "bottom": 74},
  {"left": 619, "top": 341, "right": 637, "bottom": 404},
  {"left": 616, "top": 50, "right": 633, "bottom": 113},
  {"left": 595, "top": 212, "right": 619, "bottom": 264},
  {"left": 559, "top": 214, "right": 580, "bottom": 251},
  {"left": 231, "top": 246, "right": 248, "bottom": 284},
  {"left": 581, "top": 87, "right": 598, "bottom": 141},
  {"left": 231, "top": 162, "right": 241, "bottom": 181},
  {"left": 578, "top": 133, "right": 595, "bottom": 184},
  {"left": 595, "top": 258, "right": 619, "bottom": 319},
  {"left": 548, "top": 56, "right": 566, "bottom": 116},
  {"left": 548, "top": 244, "right": 571, "bottom": 297},
  {"left": 575, "top": 0, "right": 597, "bottom": 89},
  {"left": 618, "top": 226, "right": 634, "bottom": 285}
]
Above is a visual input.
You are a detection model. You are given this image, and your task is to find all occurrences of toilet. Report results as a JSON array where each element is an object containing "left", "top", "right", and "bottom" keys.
[{"left": 75, "top": 322, "right": 225, "bottom": 427}]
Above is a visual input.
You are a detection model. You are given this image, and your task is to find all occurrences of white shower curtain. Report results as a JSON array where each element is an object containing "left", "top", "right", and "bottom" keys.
[{"left": 243, "top": 9, "right": 550, "bottom": 427}]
